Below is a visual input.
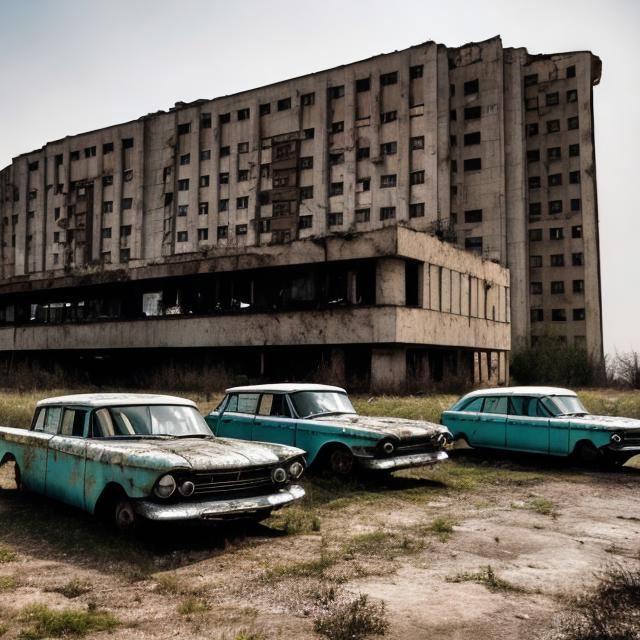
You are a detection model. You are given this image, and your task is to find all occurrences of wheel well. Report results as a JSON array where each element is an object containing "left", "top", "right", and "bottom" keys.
[
  {"left": 93, "top": 483, "right": 128, "bottom": 517},
  {"left": 312, "top": 442, "right": 353, "bottom": 468},
  {"left": 0, "top": 453, "right": 16, "bottom": 467},
  {"left": 572, "top": 439, "right": 598, "bottom": 455}
]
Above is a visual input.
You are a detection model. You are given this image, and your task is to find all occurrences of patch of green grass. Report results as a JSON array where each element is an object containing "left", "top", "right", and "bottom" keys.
[
  {"left": 178, "top": 596, "right": 210, "bottom": 616},
  {"left": 446, "top": 565, "right": 524, "bottom": 593},
  {"left": 344, "top": 529, "right": 425, "bottom": 559},
  {"left": 18, "top": 603, "right": 119, "bottom": 639},
  {"left": 0, "top": 575, "right": 18, "bottom": 591},
  {"left": 424, "top": 517, "right": 456, "bottom": 542},
  {"left": 0, "top": 623, "right": 7, "bottom": 637},
  {"left": 266, "top": 506, "right": 321, "bottom": 535},
  {"left": 264, "top": 552, "right": 340, "bottom": 582},
  {"left": 351, "top": 394, "right": 459, "bottom": 424},
  {"left": 49, "top": 578, "right": 92, "bottom": 599},
  {"left": 154, "top": 573, "right": 181, "bottom": 595},
  {"left": 526, "top": 497, "right": 558, "bottom": 518},
  {"left": 0, "top": 547, "right": 18, "bottom": 563}
]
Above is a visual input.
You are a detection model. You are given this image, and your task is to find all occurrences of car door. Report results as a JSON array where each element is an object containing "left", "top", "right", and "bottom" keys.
[
  {"left": 446, "top": 396, "right": 484, "bottom": 441},
  {"left": 45, "top": 406, "right": 89, "bottom": 509},
  {"left": 216, "top": 393, "right": 259, "bottom": 441},
  {"left": 252, "top": 393, "right": 297, "bottom": 446},
  {"left": 506, "top": 396, "right": 550, "bottom": 453},
  {"left": 19, "top": 407, "right": 52, "bottom": 494},
  {"left": 474, "top": 396, "right": 508, "bottom": 448}
]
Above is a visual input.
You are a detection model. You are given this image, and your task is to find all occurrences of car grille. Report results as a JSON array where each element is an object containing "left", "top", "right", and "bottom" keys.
[
  {"left": 396, "top": 436, "right": 439, "bottom": 454},
  {"left": 192, "top": 465, "right": 277, "bottom": 498},
  {"left": 622, "top": 434, "right": 640, "bottom": 446}
]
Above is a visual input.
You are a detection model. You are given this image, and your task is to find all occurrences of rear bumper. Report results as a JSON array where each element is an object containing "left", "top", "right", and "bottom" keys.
[
  {"left": 134, "top": 484, "right": 305, "bottom": 521},
  {"left": 358, "top": 450, "right": 448, "bottom": 471}
]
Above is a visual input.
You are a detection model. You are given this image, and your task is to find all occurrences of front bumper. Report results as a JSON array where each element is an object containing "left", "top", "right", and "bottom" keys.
[
  {"left": 358, "top": 450, "right": 448, "bottom": 471},
  {"left": 134, "top": 484, "right": 305, "bottom": 521}
]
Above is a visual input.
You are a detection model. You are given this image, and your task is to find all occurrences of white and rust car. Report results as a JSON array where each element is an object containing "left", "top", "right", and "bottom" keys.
[{"left": 0, "top": 393, "right": 306, "bottom": 530}]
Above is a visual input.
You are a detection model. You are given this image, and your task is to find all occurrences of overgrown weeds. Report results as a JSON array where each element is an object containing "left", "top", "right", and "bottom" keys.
[
  {"left": 48, "top": 578, "right": 92, "bottom": 599},
  {"left": 446, "top": 565, "right": 524, "bottom": 593},
  {"left": 0, "top": 547, "right": 17, "bottom": 563},
  {"left": 177, "top": 595, "right": 210, "bottom": 615},
  {"left": 18, "top": 603, "right": 119, "bottom": 639}
]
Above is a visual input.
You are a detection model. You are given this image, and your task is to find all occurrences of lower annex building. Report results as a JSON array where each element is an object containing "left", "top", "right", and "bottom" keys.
[{"left": 0, "top": 35, "right": 603, "bottom": 390}]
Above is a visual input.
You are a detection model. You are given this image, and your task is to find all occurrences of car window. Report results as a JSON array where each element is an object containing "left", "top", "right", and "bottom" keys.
[
  {"left": 461, "top": 396, "right": 484, "bottom": 412},
  {"left": 60, "top": 409, "right": 88, "bottom": 437},
  {"left": 225, "top": 393, "right": 259, "bottom": 415},
  {"left": 43, "top": 407, "right": 62, "bottom": 434},
  {"left": 32, "top": 408, "right": 46, "bottom": 431},
  {"left": 509, "top": 396, "right": 541, "bottom": 417},
  {"left": 257, "top": 394, "right": 292, "bottom": 418},
  {"left": 482, "top": 397, "right": 508, "bottom": 415},
  {"left": 258, "top": 394, "right": 274, "bottom": 416}
]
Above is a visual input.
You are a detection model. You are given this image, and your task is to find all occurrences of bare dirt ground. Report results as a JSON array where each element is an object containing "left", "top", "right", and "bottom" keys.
[{"left": 0, "top": 452, "right": 638, "bottom": 640}]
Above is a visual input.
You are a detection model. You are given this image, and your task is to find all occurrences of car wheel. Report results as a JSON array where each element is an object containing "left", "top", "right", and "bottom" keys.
[
  {"left": 328, "top": 448, "right": 355, "bottom": 475},
  {"left": 573, "top": 441, "right": 600, "bottom": 465},
  {"left": 114, "top": 499, "right": 139, "bottom": 532}
]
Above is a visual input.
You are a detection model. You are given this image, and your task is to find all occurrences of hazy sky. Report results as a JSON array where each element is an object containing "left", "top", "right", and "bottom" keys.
[{"left": 1, "top": 0, "right": 638, "bottom": 356}]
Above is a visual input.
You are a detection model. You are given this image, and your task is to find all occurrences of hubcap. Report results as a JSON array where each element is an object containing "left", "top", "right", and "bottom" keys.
[{"left": 330, "top": 450, "right": 353, "bottom": 474}]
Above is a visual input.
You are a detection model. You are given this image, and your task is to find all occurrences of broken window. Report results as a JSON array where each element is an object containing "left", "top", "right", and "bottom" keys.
[
  {"left": 566, "top": 65, "right": 576, "bottom": 78},
  {"left": 528, "top": 176, "right": 541, "bottom": 189},
  {"left": 329, "top": 153, "right": 344, "bottom": 165},
  {"left": 258, "top": 219, "right": 271, "bottom": 233},
  {"left": 529, "top": 202, "right": 542, "bottom": 216},
  {"left": 550, "top": 254, "right": 565, "bottom": 267},
  {"left": 164, "top": 193, "right": 173, "bottom": 206},
  {"left": 300, "top": 185, "right": 313, "bottom": 200},
  {"left": 103, "top": 142, "right": 114, "bottom": 154},
  {"left": 84, "top": 146, "right": 96, "bottom": 158},
  {"left": 552, "top": 309, "right": 566, "bottom": 321},
  {"left": 217, "top": 226, "right": 228, "bottom": 239},
  {"left": 328, "top": 212, "right": 343, "bottom": 226},
  {"left": 572, "top": 252, "right": 583, "bottom": 266},
  {"left": 122, "top": 198, "right": 133, "bottom": 210},
  {"left": 277, "top": 97, "right": 291, "bottom": 111},
  {"left": 573, "top": 279, "right": 584, "bottom": 293},
  {"left": 548, "top": 173, "right": 562, "bottom": 187},
  {"left": 180, "top": 153, "right": 190, "bottom": 165},
  {"left": 70, "top": 151, "right": 80, "bottom": 161},
  {"left": 380, "top": 174, "right": 397, "bottom": 188},
  {"left": 273, "top": 202, "right": 291, "bottom": 216},
  {"left": 219, "top": 199, "right": 229, "bottom": 211},
  {"left": 200, "top": 149, "right": 211, "bottom": 161},
  {"left": 410, "top": 64, "right": 423, "bottom": 79},
  {"left": 463, "top": 78, "right": 479, "bottom": 95},
  {"left": 570, "top": 198, "right": 581, "bottom": 211},
  {"left": 101, "top": 228, "right": 112, "bottom": 239},
  {"left": 527, "top": 149, "right": 540, "bottom": 163},
  {"left": 567, "top": 89, "right": 578, "bottom": 103},
  {"left": 102, "top": 201, "right": 113, "bottom": 214},
  {"left": 237, "top": 196, "right": 249, "bottom": 209},
  {"left": 549, "top": 200, "right": 563, "bottom": 214},
  {"left": 526, "top": 123, "right": 539, "bottom": 137},
  {"left": 547, "top": 119, "right": 560, "bottom": 133},
  {"left": 122, "top": 137, "right": 134, "bottom": 149},
  {"left": 238, "top": 169, "right": 249, "bottom": 182},
  {"left": 219, "top": 113, "right": 230, "bottom": 124},
  {"left": 304, "top": 128, "right": 315, "bottom": 139},
  {"left": 355, "top": 208, "right": 370, "bottom": 223},
  {"left": 236, "top": 224, "right": 247, "bottom": 235},
  {"left": 356, "top": 177, "right": 371, "bottom": 192},
  {"left": 530, "top": 282, "right": 542, "bottom": 294},
  {"left": 220, "top": 146, "right": 230, "bottom": 157},
  {"left": 551, "top": 281, "right": 565, "bottom": 294},
  {"left": 569, "top": 144, "right": 580, "bottom": 157},
  {"left": 569, "top": 171, "right": 580, "bottom": 184},
  {"left": 331, "top": 121, "right": 344, "bottom": 134},
  {"left": 465, "top": 209, "right": 483, "bottom": 223},
  {"left": 196, "top": 228, "right": 208, "bottom": 242},
  {"left": 546, "top": 92, "right": 560, "bottom": 106},
  {"left": 547, "top": 147, "right": 561, "bottom": 161},
  {"left": 121, "top": 225, "right": 132, "bottom": 237},
  {"left": 380, "top": 206, "right": 396, "bottom": 220},
  {"left": 330, "top": 182, "right": 344, "bottom": 196},
  {"left": 410, "top": 170, "right": 425, "bottom": 185},
  {"left": 178, "top": 205, "right": 188, "bottom": 217},
  {"left": 53, "top": 231, "right": 60, "bottom": 243},
  {"left": 238, "top": 141, "right": 249, "bottom": 154},
  {"left": 201, "top": 112, "right": 212, "bottom": 128},
  {"left": 380, "top": 71, "right": 397, "bottom": 86},
  {"left": 356, "top": 77, "right": 370, "bottom": 92},
  {"left": 550, "top": 227, "right": 564, "bottom": 240},
  {"left": 102, "top": 175, "right": 113, "bottom": 187},
  {"left": 410, "top": 136, "right": 424, "bottom": 150},
  {"left": 259, "top": 103, "right": 271, "bottom": 116},
  {"left": 463, "top": 158, "right": 482, "bottom": 171},
  {"left": 572, "top": 225, "right": 582, "bottom": 238},
  {"left": 237, "top": 108, "right": 250, "bottom": 121},
  {"left": 199, "top": 175, "right": 210, "bottom": 188},
  {"left": 295, "top": 214, "right": 311, "bottom": 230},
  {"left": 568, "top": 116, "right": 579, "bottom": 130},
  {"left": 464, "top": 131, "right": 481, "bottom": 146},
  {"left": 381, "top": 111, "right": 397, "bottom": 123},
  {"left": 28, "top": 160, "right": 39, "bottom": 171},
  {"left": 524, "top": 73, "right": 538, "bottom": 87},
  {"left": 219, "top": 172, "right": 229, "bottom": 184},
  {"left": 301, "top": 92, "right": 315, "bottom": 106},
  {"left": 530, "top": 255, "right": 542, "bottom": 268},
  {"left": 123, "top": 169, "right": 133, "bottom": 182},
  {"left": 357, "top": 146, "right": 370, "bottom": 159},
  {"left": 464, "top": 106, "right": 481, "bottom": 120},
  {"left": 199, "top": 202, "right": 209, "bottom": 215},
  {"left": 178, "top": 179, "right": 189, "bottom": 191},
  {"left": 177, "top": 231, "right": 188, "bottom": 242},
  {"left": 380, "top": 141, "right": 397, "bottom": 155},
  {"left": 409, "top": 203, "right": 425, "bottom": 218},
  {"left": 260, "top": 164, "right": 270, "bottom": 179},
  {"left": 465, "top": 236, "right": 483, "bottom": 253}
]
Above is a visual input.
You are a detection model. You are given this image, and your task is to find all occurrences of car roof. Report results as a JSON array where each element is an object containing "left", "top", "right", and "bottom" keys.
[
  {"left": 36, "top": 393, "right": 197, "bottom": 409},
  {"left": 461, "top": 386, "right": 576, "bottom": 399},
  {"left": 225, "top": 383, "right": 347, "bottom": 394}
]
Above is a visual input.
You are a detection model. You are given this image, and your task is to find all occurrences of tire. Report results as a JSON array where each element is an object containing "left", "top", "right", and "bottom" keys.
[
  {"left": 327, "top": 447, "right": 355, "bottom": 475},
  {"left": 14, "top": 463, "right": 24, "bottom": 491},
  {"left": 573, "top": 441, "right": 600, "bottom": 465},
  {"left": 114, "top": 498, "right": 139, "bottom": 532}
]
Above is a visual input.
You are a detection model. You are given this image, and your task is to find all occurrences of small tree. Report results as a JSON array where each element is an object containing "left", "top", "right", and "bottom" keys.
[{"left": 614, "top": 351, "right": 640, "bottom": 389}]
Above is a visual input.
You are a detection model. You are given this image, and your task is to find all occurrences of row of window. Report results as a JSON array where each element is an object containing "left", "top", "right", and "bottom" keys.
[
  {"left": 529, "top": 171, "right": 580, "bottom": 189},
  {"left": 524, "top": 65, "right": 576, "bottom": 87},
  {"left": 530, "top": 279, "right": 584, "bottom": 295},
  {"left": 526, "top": 116, "right": 579, "bottom": 137},
  {"left": 529, "top": 199, "right": 581, "bottom": 216},
  {"left": 527, "top": 144, "right": 580, "bottom": 163},
  {"left": 531, "top": 308, "right": 585, "bottom": 322},
  {"left": 526, "top": 89, "right": 578, "bottom": 111},
  {"left": 530, "top": 253, "right": 583, "bottom": 268},
  {"left": 529, "top": 226, "right": 582, "bottom": 242}
]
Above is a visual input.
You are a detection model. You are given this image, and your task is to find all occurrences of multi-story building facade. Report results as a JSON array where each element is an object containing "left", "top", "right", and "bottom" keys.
[{"left": 0, "top": 35, "right": 602, "bottom": 389}]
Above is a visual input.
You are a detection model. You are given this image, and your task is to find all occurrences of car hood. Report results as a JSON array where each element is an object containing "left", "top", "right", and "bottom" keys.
[
  {"left": 85, "top": 437, "right": 304, "bottom": 471},
  {"left": 568, "top": 415, "right": 640, "bottom": 431},
  {"left": 310, "top": 414, "right": 451, "bottom": 440}
]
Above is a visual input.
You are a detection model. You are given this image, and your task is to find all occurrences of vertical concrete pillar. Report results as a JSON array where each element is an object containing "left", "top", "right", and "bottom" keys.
[
  {"left": 371, "top": 347, "right": 406, "bottom": 393},
  {"left": 375, "top": 258, "right": 405, "bottom": 305},
  {"left": 328, "top": 347, "right": 346, "bottom": 387}
]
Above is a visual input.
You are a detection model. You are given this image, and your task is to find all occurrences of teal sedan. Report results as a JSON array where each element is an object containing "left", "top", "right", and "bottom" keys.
[
  {"left": 206, "top": 384, "right": 452, "bottom": 475},
  {"left": 441, "top": 387, "right": 640, "bottom": 465}
]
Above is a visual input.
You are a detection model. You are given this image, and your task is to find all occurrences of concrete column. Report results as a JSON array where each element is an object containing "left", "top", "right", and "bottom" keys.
[
  {"left": 371, "top": 347, "right": 406, "bottom": 393},
  {"left": 375, "top": 258, "right": 405, "bottom": 305},
  {"left": 328, "top": 347, "right": 346, "bottom": 387}
]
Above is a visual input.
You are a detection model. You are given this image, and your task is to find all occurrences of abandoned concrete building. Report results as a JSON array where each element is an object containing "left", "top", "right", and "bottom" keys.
[{"left": 0, "top": 35, "right": 602, "bottom": 390}]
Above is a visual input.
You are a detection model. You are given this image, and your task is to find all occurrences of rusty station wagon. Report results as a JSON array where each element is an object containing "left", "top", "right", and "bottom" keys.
[
  {"left": 0, "top": 394, "right": 306, "bottom": 530},
  {"left": 206, "top": 384, "right": 452, "bottom": 474}
]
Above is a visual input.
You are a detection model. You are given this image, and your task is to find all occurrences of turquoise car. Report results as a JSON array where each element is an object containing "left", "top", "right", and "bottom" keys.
[
  {"left": 441, "top": 386, "right": 640, "bottom": 465},
  {"left": 0, "top": 394, "right": 306, "bottom": 530},
  {"left": 206, "top": 384, "right": 452, "bottom": 474}
]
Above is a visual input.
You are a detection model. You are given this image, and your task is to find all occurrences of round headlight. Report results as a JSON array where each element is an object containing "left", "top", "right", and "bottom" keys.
[
  {"left": 382, "top": 441, "right": 395, "bottom": 455},
  {"left": 154, "top": 474, "right": 176, "bottom": 499},
  {"left": 288, "top": 461, "right": 304, "bottom": 479},
  {"left": 178, "top": 479, "right": 195, "bottom": 497},
  {"left": 272, "top": 467, "right": 287, "bottom": 484},
  {"left": 611, "top": 433, "right": 623, "bottom": 444}
]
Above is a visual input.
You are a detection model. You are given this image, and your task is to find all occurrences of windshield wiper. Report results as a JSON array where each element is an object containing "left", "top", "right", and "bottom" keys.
[
  {"left": 172, "top": 434, "right": 213, "bottom": 439},
  {"left": 557, "top": 412, "right": 589, "bottom": 417},
  {"left": 305, "top": 411, "right": 353, "bottom": 419}
]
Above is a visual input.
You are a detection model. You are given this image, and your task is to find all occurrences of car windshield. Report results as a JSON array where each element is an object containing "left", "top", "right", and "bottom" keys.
[
  {"left": 290, "top": 391, "right": 356, "bottom": 418},
  {"left": 93, "top": 405, "right": 212, "bottom": 438},
  {"left": 541, "top": 395, "right": 589, "bottom": 417}
]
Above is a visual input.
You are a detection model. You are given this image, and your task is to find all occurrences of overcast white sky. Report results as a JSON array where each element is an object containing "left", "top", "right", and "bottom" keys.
[{"left": 0, "top": 0, "right": 638, "bottom": 356}]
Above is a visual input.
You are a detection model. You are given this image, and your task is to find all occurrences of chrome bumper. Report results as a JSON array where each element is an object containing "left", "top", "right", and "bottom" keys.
[
  {"left": 134, "top": 485, "right": 305, "bottom": 521},
  {"left": 358, "top": 450, "right": 449, "bottom": 471}
]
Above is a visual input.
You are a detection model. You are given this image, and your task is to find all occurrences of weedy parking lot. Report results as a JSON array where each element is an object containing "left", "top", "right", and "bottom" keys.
[{"left": 0, "top": 389, "right": 638, "bottom": 640}]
